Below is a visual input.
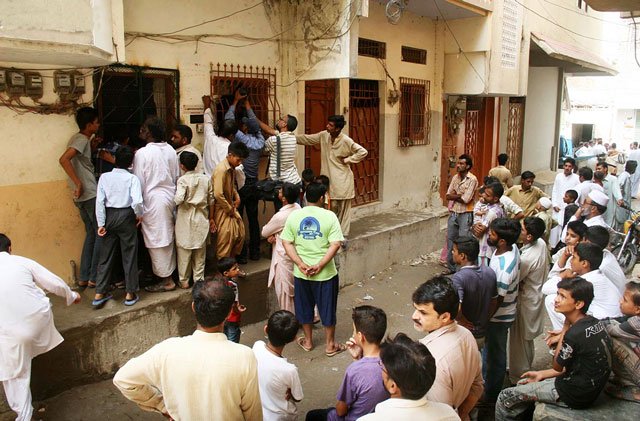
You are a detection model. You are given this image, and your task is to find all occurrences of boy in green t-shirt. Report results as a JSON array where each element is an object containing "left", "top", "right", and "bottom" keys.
[{"left": 281, "top": 182, "right": 345, "bottom": 357}]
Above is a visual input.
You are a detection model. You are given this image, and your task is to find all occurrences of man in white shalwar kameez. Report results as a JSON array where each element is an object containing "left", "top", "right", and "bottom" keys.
[
  {"left": 508, "top": 218, "right": 549, "bottom": 383},
  {"left": 261, "top": 183, "right": 301, "bottom": 313},
  {"left": 0, "top": 235, "right": 80, "bottom": 421},
  {"left": 133, "top": 117, "right": 180, "bottom": 292},
  {"left": 550, "top": 158, "right": 579, "bottom": 248},
  {"left": 595, "top": 161, "right": 623, "bottom": 228},
  {"left": 628, "top": 142, "right": 640, "bottom": 198}
]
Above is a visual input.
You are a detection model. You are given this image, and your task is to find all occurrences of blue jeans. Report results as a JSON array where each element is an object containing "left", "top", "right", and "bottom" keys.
[
  {"left": 483, "top": 321, "right": 513, "bottom": 402},
  {"left": 446, "top": 212, "right": 473, "bottom": 270},
  {"left": 495, "top": 378, "right": 565, "bottom": 420},
  {"left": 224, "top": 321, "right": 241, "bottom": 343},
  {"left": 75, "top": 198, "right": 101, "bottom": 282}
]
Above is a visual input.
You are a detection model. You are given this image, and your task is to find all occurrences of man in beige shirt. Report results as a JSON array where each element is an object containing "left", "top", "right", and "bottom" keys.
[
  {"left": 487, "top": 153, "right": 513, "bottom": 190},
  {"left": 505, "top": 171, "right": 548, "bottom": 217},
  {"left": 412, "top": 276, "right": 483, "bottom": 421},
  {"left": 113, "top": 279, "right": 262, "bottom": 421},
  {"left": 296, "top": 115, "right": 368, "bottom": 236}
]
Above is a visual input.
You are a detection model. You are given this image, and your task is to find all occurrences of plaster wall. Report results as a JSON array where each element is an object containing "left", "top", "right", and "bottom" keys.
[{"left": 522, "top": 67, "right": 559, "bottom": 172}]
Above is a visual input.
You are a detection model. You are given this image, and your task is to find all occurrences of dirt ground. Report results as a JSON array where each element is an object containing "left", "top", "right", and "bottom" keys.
[{"left": 9, "top": 256, "right": 557, "bottom": 421}]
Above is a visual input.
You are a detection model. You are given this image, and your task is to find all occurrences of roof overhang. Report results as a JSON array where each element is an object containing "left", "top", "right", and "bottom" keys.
[
  {"left": 530, "top": 32, "right": 617, "bottom": 76},
  {"left": 405, "top": 0, "right": 492, "bottom": 20},
  {"left": 584, "top": 0, "right": 640, "bottom": 12}
]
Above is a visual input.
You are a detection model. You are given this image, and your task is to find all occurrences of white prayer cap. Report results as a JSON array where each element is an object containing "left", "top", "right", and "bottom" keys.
[
  {"left": 588, "top": 190, "right": 609, "bottom": 207},
  {"left": 539, "top": 197, "right": 552, "bottom": 210}
]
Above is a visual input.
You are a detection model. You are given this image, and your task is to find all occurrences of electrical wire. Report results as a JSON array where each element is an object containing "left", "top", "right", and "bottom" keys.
[
  {"left": 540, "top": 0, "right": 627, "bottom": 26},
  {"left": 632, "top": 15, "right": 640, "bottom": 68},
  {"left": 432, "top": 0, "right": 487, "bottom": 89}
]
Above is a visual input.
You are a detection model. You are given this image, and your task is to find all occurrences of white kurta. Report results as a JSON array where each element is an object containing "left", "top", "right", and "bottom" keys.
[
  {"left": 602, "top": 174, "right": 622, "bottom": 227},
  {"left": 550, "top": 172, "right": 580, "bottom": 247},
  {"left": 0, "top": 252, "right": 78, "bottom": 381},
  {"left": 176, "top": 144, "right": 204, "bottom": 175},
  {"left": 133, "top": 142, "right": 179, "bottom": 248},
  {"left": 628, "top": 149, "right": 640, "bottom": 197}
]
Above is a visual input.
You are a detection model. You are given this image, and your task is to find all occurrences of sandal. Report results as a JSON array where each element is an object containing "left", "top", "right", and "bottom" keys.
[
  {"left": 296, "top": 336, "right": 313, "bottom": 352},
  {"left": 92, "top": 294, "right": 112, "bottom": 309},
  {"left": 325, "top": 343, "right": 347, "bottom": 357},
  {"left": 124, "top": 293, "right": 140, "bottom": 306},
  {"left": 88, "top": 281, "right": 96, "bottom": 288},
  {"left": 179, "top": 281, "right": 190, "bottom": 289},
  {"left": 144, "top": 282, "right": 176, "bottom": 293}
]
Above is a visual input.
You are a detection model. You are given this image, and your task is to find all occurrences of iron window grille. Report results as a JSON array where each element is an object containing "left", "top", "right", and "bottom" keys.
[
  {"left": 398, "top": 77, "right": 430, "bottom": 147},
  {"left": 401, "top": 46, "right": 427, "bottom": 65},
  {"left": 358, "top": 38, "right": 387, "bottom": 59}
]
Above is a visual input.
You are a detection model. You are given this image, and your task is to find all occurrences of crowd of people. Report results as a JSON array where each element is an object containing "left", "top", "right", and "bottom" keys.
[{"left": 2, "top": 105, "right": 640, "bottom": 421}]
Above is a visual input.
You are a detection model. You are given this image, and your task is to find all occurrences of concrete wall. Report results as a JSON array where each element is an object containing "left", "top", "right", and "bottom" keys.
[{"left": 522, "top": 67, "right": 559, "bottom": 172}]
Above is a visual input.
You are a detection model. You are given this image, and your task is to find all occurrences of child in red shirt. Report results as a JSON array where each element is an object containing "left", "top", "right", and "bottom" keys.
[{"left": 216, "top": 257, "right": 246, "bottom": 343}]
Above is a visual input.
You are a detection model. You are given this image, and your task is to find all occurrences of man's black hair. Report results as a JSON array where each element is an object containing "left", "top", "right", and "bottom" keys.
[
  {"left": 380, "top": 333, "right": 436, "bottom": 400},
  {"left": 412, "top": 276, "right": 459, "bottom": 319},
  {"left": 564, "top": 157, "right": 576, "bottom": 167},
  {"left": 179, "top": 151, "right": 199, "bottom": 171},
  {"left": 175, "top": 124, "right": 193, "bottom": 142},
  {"left": 565, "top": 189, "right": 578, "bottom": 201},
  {"left": 305, "top": 182, "right": 327, "bottom": 204},
  {"left": 266, "top": 310, "right": 300, "bottom": 347},
  {"left": 0, "top": 234, "right": 11, "bottom": 253},
  {"left": 286, "top": 115, "right": 298, "bottom": 132},
  {"left": 557, "top": 277, "right": 594, "bottom": 314},
  {"left": 484, "top": 175, "right": 499, "bottom": 185},
  {"left": 75, "top": 106, "right": 98, "bottom": 130},
  {"left": 228, "top": 141, "right": 249, "bottom": 158},
  {"left": 352, "top": 305, "right": 387, "bottom": 345},
  {"left": 115, "top": 146, "right": 134, "bottom": 169},
  {"left": 281, "top": 182, "right": 300, "bottom": 205},
  {"left": 575, "top": 242, "right": 603, "bottom": 271},
  {"left": 567, "top": 220, "right": 588, "bottom": 239},
  {"left": 523, "top": 217, "right": 546, "bottom": 242},
  {"left": 489, "top": 218, "right": 521, "bottom": 246},
  {"left": 453, "top": 236, "right": 479, "bottom": 262},
  {"left": 459, "top": 154, "right": 473, "bottom": 169},
  {"left": 144, "top": 116, "right": 166, "bottom": 142},
  {"left": 302, "top": 168, "right": 315, "bottom": 183},
  {"left": 217, "top": 257, "right": 237, "bottom": 275},
  {"left": 315, "top": 175, "right": 330, "bottom": 188},
  {"left": 192, "top": 279, "right": 235, "bottom": 328},
  {"left": 578, "top": 166, "right": 593, "bottom": 181},
  {"left": 221, "top": 119, "right": 238, "bottom": 139},
  {"left": 497, "top": 153, "right": 508, "bottom": 165},
  {"left": 520, "top": 170, "right": 535, "bottom": 180},
  {"left": 328, "top": 115, "right": 346, "bottom": 130},
  {"left": 625, "top": 281, "right": 640, "bottom": 306},
  {"left": 585, "top": 226, "right": 610, "bottom": 250},
  {"left": 485, "top": 182, "right": 504, "bottom": 198},
  {"left": 626, "top": 160, "right": 638, "bottom": 173}
]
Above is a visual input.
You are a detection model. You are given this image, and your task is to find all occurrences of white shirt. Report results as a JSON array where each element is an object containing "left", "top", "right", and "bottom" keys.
[
  {"left": 176, "top": 144, "right": 204, "bottom": 175},
  {"left": 550, "top": 172, "right": 580, "bottom": 247},
  {"left": 95, "top": 168, "right": 143, "bottom": 227},
  {"left": 601, "top": 249, "right": 627, "bottom": 295},
  {"left": 357, "top": 397, "right": 460, "bottom": 421},
  {"left": 252, "top": 341, "right": 303, "bottom": 421},
  {"left": 0, "top": 252, "right": 79, "bottom": 380},
  {"left": 500, "top": 195, "right": 523, "bottom": 216},
  {"left": 203, "top": 133, "right": 231, "bottom": 177}
]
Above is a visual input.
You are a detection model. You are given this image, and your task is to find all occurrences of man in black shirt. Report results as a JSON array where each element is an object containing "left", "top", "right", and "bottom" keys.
[{"left": 495, "top": 277, "right": 612, "bottom": 420}]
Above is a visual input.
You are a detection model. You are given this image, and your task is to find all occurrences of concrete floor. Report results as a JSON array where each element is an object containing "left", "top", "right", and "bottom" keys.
[{"left": 6, "top": 254, "right": 559, "bottom": 421}]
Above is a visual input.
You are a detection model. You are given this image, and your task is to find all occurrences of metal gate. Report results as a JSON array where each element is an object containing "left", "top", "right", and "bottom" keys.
[
  {"left": 349, "top": 79, "right": 380, "bottom": 206},
  {"left": 95, "top": 65, "right": 179, "bottom": 143},
  {"left": 506, "top": 97, "right": 525, "bottom": 176}
]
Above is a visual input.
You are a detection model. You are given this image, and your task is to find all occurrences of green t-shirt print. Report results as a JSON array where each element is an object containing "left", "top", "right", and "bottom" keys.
[{"left": 281, "top": 206, "right": 344, "bottom": 281}]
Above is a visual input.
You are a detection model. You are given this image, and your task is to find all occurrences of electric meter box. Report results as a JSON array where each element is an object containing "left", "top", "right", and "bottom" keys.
[
  {"left": 54, "top": 71, "right": 73, "bottom": 95},
  {"left": 0, "top": 70, "right": 6, "bottom": 92},
  {"left": 72, "top": 72, "right": 86, "bottom": 95},
  {"left": 7, "top": 70, "right": 26, "bottom": 96},
  {"left": 25, "top": 72, "right": 43, "bottom": 98}
]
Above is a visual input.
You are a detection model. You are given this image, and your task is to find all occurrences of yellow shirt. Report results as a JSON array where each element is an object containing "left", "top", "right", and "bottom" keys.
[
  {"left": 487, "top": 165, "right": 513, "bottom": 189},
  {"left": 505, "top": 185, "right": 547, "bottom": 217}
]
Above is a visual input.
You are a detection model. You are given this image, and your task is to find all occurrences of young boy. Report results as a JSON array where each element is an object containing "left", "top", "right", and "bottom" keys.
[
  {"left": 315, "top": 175, "right": 331, "bottom": 210},
  {"left": 174, "top": 151, "right": 214, "bottom": 289},
  {"left": 92, "top": 146, "right": 143, "bottom": 308},
  {"left": 215, "top": 257, "right": 247, "bottom": 343},
  {"left": 472, "top": 182, "right": 505, "bottom": 266},
  {"left": 495, "top": 277, "right": 612, "bottom": 419},
  {"left": 562, "top": 189, "right": 579, "bottom": 229},
  {"left": 252, "top": 310, "right": 304, "bottom": 420},
  {"left": 306, "top": 306, "right": 390, "bottom": 421},
  {"left": 484, "top": 218, "right": 521, "bottom": 403},
  {"left": 301, "top": 168, "right": 315, "bottom": 207},
  {"left": 451, "top": 236, "right": 498, "bottom": 350},
  {"left": 604, "top": 281, "right": 640, "bottom": 401}
]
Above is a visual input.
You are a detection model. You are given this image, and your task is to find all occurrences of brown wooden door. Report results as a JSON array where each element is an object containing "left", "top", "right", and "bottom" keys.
[
  {"left": 506, "top": 97, "right": 525, "bottom": 176},
  {"left": 349, "top": 79, "right": 380, "bottom": 205},
  {"left": 304, "top": 80, "right": 336, "bottom": 176}
]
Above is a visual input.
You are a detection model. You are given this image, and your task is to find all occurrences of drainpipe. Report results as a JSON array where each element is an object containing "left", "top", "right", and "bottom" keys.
[{"left": 551, "top": 68, "right": 564, "bottom": 171}]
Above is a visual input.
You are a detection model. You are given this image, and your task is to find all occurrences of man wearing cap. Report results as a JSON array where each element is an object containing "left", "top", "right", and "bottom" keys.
[
  {"left": 534, "top": 197, "right": 555, "bottom": 244},
  {"left": 225, "top": 90, "right": 265, "bottom": 263},
  {"left": 567, "top": 190, "right": 610, "bottom": 229},
  {"left": 505, "top": 171, "right": 548, "bottom": 217}
]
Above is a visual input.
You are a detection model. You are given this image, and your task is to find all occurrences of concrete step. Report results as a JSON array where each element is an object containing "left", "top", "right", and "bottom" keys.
[{"left": 2, "top": 208, "right": 447, "bottom": 411}]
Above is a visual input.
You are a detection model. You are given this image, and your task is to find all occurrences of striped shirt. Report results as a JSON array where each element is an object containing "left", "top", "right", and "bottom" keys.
[
  {"left": 265, "top": 131, "right": 301, "bottom": 184},
  {"left": 489, "top": 244, "right": 520, "bottom": 323}
]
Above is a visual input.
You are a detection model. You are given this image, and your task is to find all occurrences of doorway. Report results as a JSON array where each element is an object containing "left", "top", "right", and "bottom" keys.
[{"left": 304, "top": 80, "right": 336, "bottom": 176}]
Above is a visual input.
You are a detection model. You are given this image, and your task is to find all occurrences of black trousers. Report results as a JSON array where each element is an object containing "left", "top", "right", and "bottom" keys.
[
  {"left": 96, "top": 208, "right": 139, "bottom": 294},
  {"left": 238, "top": 178, "right": 261, "bottom": 258}
]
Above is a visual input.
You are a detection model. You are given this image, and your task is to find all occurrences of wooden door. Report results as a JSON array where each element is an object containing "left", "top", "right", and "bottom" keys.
[
  {"left": 506, "top": 97, "right": 525, "bottom": 176},
  {"left": 304, "top": 80, "right": 336, "bottom": 176}
]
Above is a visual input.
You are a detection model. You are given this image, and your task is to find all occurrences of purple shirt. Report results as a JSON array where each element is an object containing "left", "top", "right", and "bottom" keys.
[{"left": 327, "top": 356, "right": 390, "bottom": 421}]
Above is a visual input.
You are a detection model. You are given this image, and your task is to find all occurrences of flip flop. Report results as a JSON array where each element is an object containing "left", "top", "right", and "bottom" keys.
[
  {"left": 145, "top": 282, "right": 176, "bottom": 293},
  {"left": 92, "top": 294, "right": 112, "bottom": 309},
  {"left": 124, "top": 293, "right": 140, "bottom": 306},
  {"left": 296, "top": 336, "right": 313, "bottom": 352},
  {"left": 325, "top": 343, "right": 347, "bottom": 357}
]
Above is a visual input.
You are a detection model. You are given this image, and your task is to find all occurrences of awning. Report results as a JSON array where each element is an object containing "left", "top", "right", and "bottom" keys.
[{"left": 531, "top": 32, "right": 617, "bottom": 76}]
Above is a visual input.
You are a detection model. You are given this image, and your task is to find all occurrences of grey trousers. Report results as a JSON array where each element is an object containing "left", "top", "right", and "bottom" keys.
[
  {"left": 495, "top": 378, "right": 566, "bottom": 421},
  {"left": 96, "top": 208, "right": 139, "bottom": 294}
]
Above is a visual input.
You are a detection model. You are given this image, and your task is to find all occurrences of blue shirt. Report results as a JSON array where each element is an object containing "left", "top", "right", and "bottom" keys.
[
  {"left": 225, "top": 105, "right": 264, "bottom": 178},
  {"left": 95, "top": 168, "right": 143, "bottom": 227},
  {"left": 452, "top": 265, "right": 498, "bottom": 337}
]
